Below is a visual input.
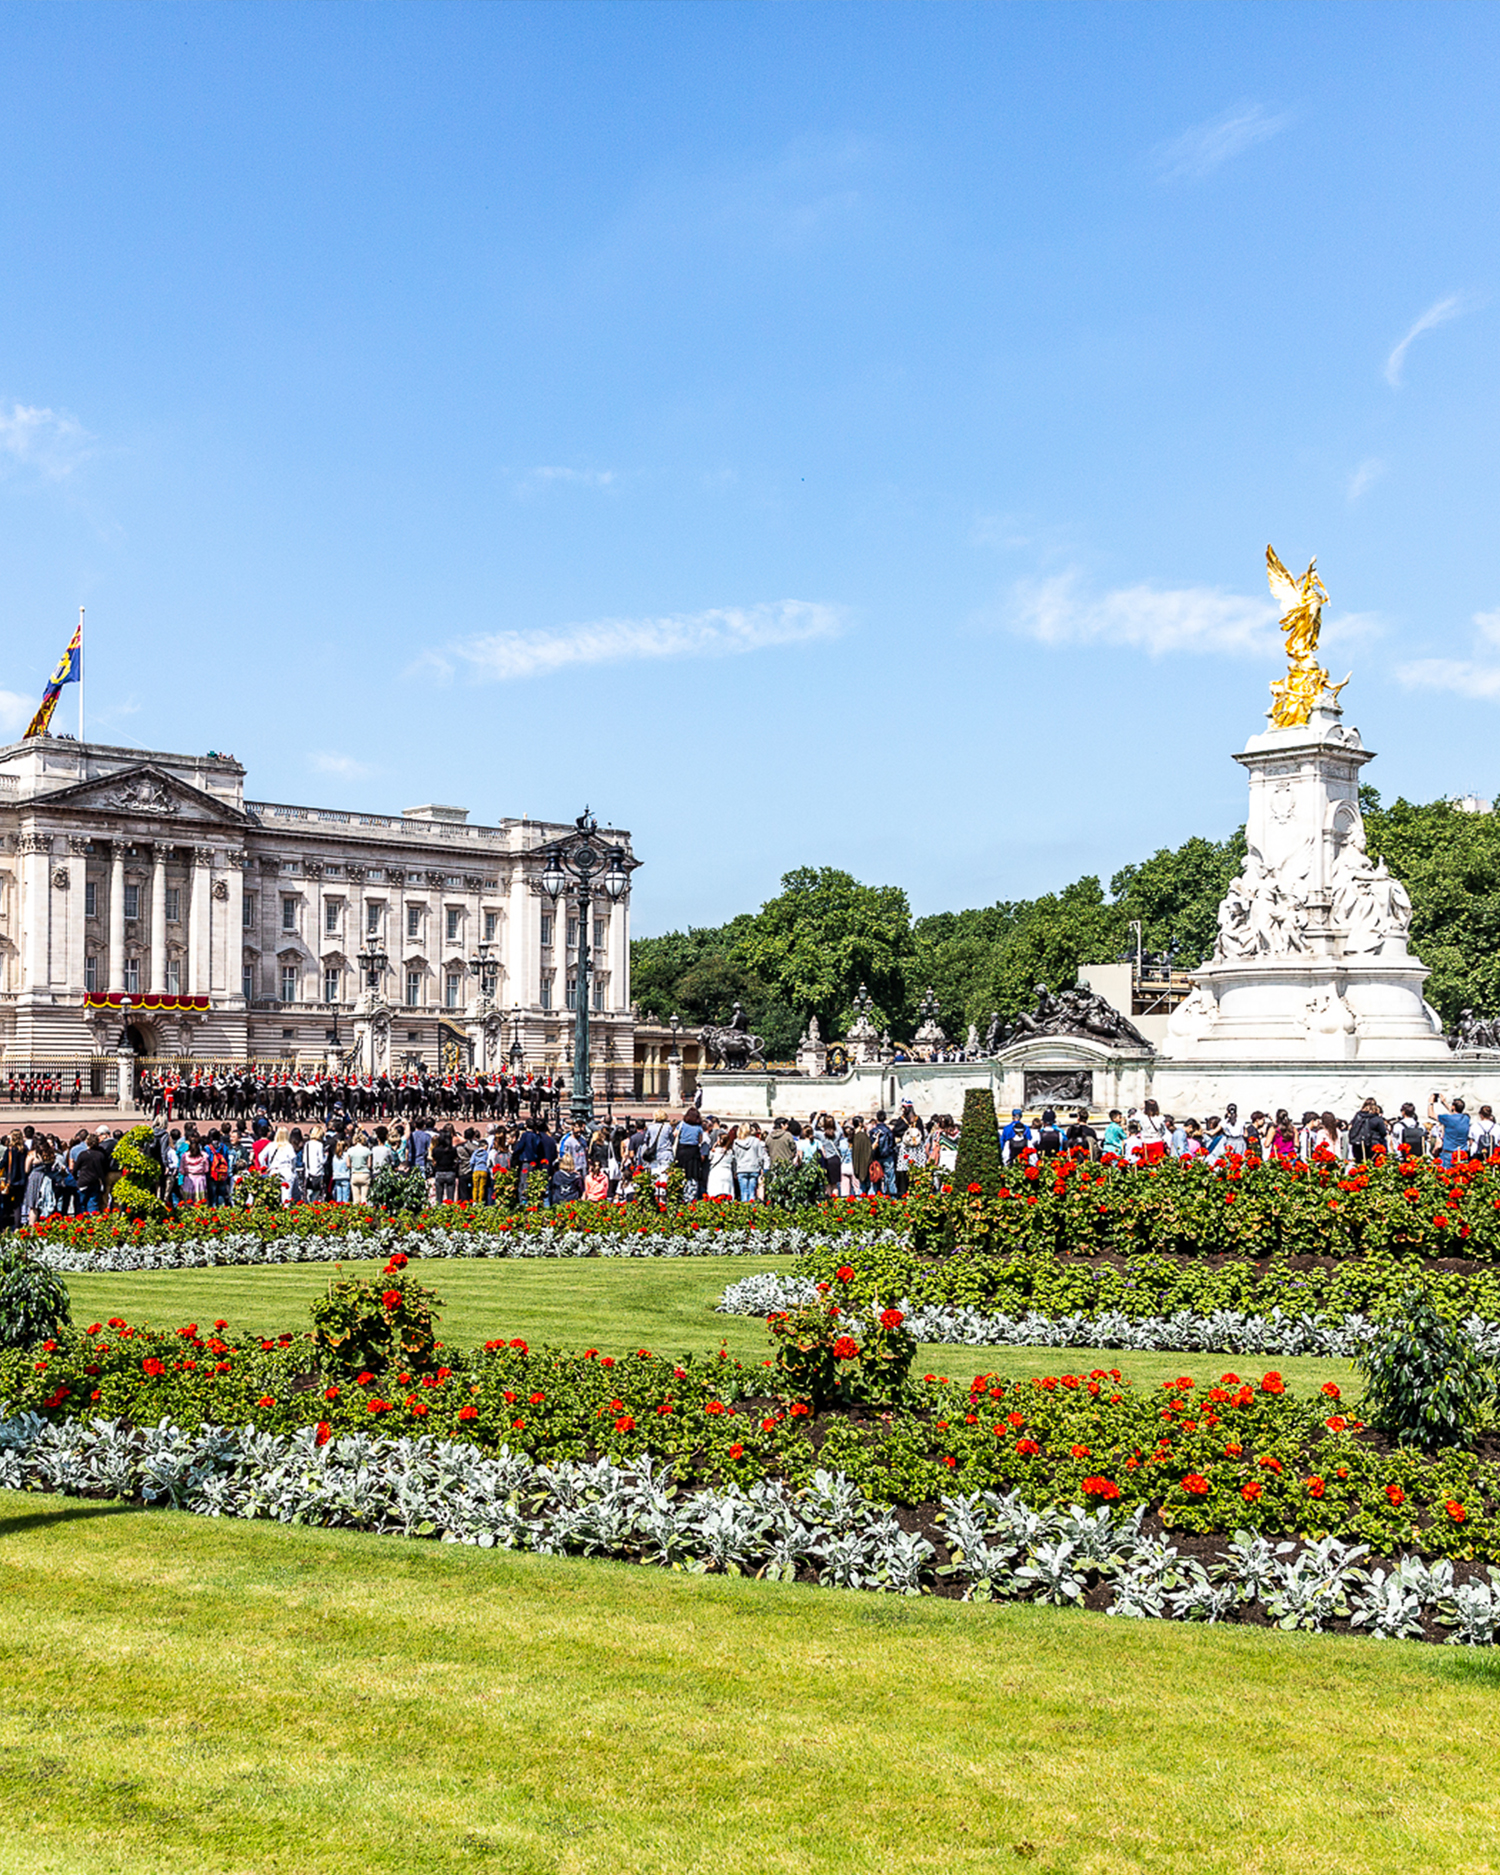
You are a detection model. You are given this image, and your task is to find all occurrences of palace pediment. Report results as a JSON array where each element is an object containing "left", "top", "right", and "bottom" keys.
[{"left": 25, "top": 762, "right": 254, "bottom": 829}]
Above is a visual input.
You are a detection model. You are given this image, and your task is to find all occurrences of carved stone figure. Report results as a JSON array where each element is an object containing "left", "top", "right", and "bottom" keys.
[
  {"left": 1307, "top": 986, "right": 1357, "bottom": 1038},
  {"left": 699, "top": 1007, "right": 766, "bottom": 1072},
  {"left": 108, "top": 775, "right": 176, "bottom": 815},
  {"left": 1451, "top": 1008, "right": 1500, "bottom": 1052},
  {"left": 1000, "top": 981, "right": 1151, "bottom": 1051},
  {"left": 1165, "top": 983, "right": 1218, "bottom": 1044},
  {"left": 983, "top": 1011, "right": 1002, "bottom": 1055}
]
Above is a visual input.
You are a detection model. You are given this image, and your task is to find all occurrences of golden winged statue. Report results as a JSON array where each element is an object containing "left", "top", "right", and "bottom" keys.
[{"left": 1265, "top": 544, "right": 1348, "bottom": 727}]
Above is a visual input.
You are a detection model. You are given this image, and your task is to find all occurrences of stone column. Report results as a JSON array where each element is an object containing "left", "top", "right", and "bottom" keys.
[
  {"left": 225, "top": 851, "right": 246, "bottom": 1003},
  {"left": 65, "top": 837, "right": 89, "bottom": 995},
  {"left": 189, "top": 846, "right": 213, "bottom": 995},
  {"left": 149, "top": 844, "right": 169, "bottom": 993},
  {"left": 507, "top": 865, "right": 536, "bottom": 1009},
  {"left": 108, "top": 844, "right": 126, "bottom": 991},
  {"left": 18, "top": 831, "right": 51, "bottom": 994}
]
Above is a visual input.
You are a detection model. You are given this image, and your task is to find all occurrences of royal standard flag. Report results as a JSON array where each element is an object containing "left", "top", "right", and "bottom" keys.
[{"left": 23, "top": 621, "right": 83, "bottom": 739}]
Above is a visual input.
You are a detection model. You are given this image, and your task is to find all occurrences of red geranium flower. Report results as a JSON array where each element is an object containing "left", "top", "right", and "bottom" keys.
[
  {"left": 458, "top": 1404, "right": 477, "bottom": 1420},
  {"left": 140, "top": 1357, "right": 165, "bottom": 1378},
  {"left": 835, "top": 1265, "right": 855, "bottom": 1282},
  {"left": 879, "top": 1308, "right": 905, "bottom": 1330},
  {"left": 1446, "top": 1499, "right": 1466, "bottom": 1522},
  {"left": 382, "top": 1290, "right": 403, "bottom": 1311},
  {"left": 1241, "top": 1481, "right": 1263, "bottom": 1502},
  {"left": 1386, "top": 1483, "right": 1405, "bottom": 1507},
  {"left": 314, "top": 1422, "right": 332, "bottom": 1446},
  {"left": 1015, "top": 1438, "right": 1040, "bottom": 1456},
  {"left": 832, "top": 1336, "right": 860, "bottom": 1360},
  {"left": 1081, "top": 1476, "right": 1119, "bottom": 1500},
  {"left": 727, "top": 1442, "right": 744, "bottom": 1459},
  {"left": 1069, "top": 1444, "right": 1091, "bottom": 1459},
  {"left": 1321, "top": 1382, "right": 1341, "bottom": 1400},
  {"left": 1260, "top": 1373, "right": 1285, "bottom": 1395},
  {"left": 1304, "top": 1476, "right": 1326, "bottom": 1498},
  {"left": 614, "top": 1414, "right": 636, "bottom": 1432},
  {"left": 1180, "top": 1474, "right": 1210, "bottom": 1496}
]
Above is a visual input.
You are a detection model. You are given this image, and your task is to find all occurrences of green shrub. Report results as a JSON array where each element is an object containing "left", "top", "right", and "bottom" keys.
[
  {"left": 234, "top": 1170, "right": 284, "bottom": 1211},
  {"left": 307, "top": 1253, "right": 444, "bottom": 1379},
  {"left": 766, "top": 1157, "right": 828, "bottom": 1209},
  {"left": 952, "top": 1088, "right": 1002, "bottom": 1198},
  {"left": 0, "top": 1245, "right": 70, "bottom": 1349},
  {"left": 369, "top": 1163, "right": 430, "bottom": 1215},
  {"left": 765, "top": 1282, "right": 915, "bottom": 1412},
  {"left": 109, "top": 1125, "right": 168, "bottom": 1220},
  {"left": 1356, "top": 1290, "right": 1497, "bottom": 1451}
]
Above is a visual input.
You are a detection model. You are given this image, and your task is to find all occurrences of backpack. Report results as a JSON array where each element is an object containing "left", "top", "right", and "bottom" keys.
[{"left": 208, "top": 1145, "right": 229, "bottom": 1184}]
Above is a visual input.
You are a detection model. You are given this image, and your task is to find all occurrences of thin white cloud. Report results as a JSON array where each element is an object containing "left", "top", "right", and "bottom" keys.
[
  {"left": 1006, "top": 572, "right": 1278, "bottom": 658},
  {"left": 522, "top": 466, "right": 616, "bottom": 490},
  {"left": 0, "top": 403, "right": 93, "bottom": 478},
  {"left": 1385, "top": 294, "right": 1479, "bottom": 388},
  {"left": 311, "top": 751, "right": 375, "bottom": 781},
  {"left": 1347, "top": 457, "right": 1386, "bottom": 503},
  {"left": 1155, "top": 104, "right": 1289, "bottom": 182},
  {"left": 415, "top": 600, "right": 845, "bottom": 685},
  {"left": 1398, "top": 608, "right": 1500, "bottom": 699},
  {"left": 0, "top": 689, "right": 34, "bottom": 736}
]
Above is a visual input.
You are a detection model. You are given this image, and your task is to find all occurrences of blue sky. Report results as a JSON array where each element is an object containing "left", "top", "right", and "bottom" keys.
[{"left": 2, "top": 1, "right": 1498, "bottom": 934}]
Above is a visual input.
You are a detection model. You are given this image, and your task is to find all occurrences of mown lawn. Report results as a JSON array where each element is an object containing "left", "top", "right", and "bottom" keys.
[
  {"left": 60, "top": 1256, "right": 1360, "bottom": 1398},
  {"left": 0, "top": 1493, "right": 1496, "bottom": 1875}
]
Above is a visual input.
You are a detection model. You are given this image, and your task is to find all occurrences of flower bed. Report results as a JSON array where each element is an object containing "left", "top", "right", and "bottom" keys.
[
  {"left": 24, "top": 1224, "right": 893, "bottom": 1274},
  {"left": 5, "top": 1296, "right": 1500, "bottom": 1565},
  {"left": 793, "top": 1241, "right": 1500, "bottom": 1328},
  {"left": 1, "top": 1413, "right": 1497, "bottom": 1641},
  {"left": 718, "top": 1271, "right": 1500, "bottom": 1358},
  {"left": 22, "top": 1147, "right": 1500, "bottom": 1265}
]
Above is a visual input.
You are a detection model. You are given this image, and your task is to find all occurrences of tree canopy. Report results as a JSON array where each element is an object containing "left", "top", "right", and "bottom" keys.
[{"left": 629, "top": 797, "right": 1498, "bottom": 1051}]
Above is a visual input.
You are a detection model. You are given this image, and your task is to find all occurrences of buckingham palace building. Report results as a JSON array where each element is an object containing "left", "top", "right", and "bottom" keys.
[{"left": 0, "top": 732, "right": 637, "bottom": 1085}]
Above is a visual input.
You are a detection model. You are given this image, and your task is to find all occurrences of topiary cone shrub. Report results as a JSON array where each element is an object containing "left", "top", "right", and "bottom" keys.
[
  {"left": 0, "top": 1245, "right": 70, "bottom": 1349},
  {"left": 110, "top": 1125, "right": 168, "bottom": 1220},
  {"left": 952, "top": 1087, "right": 1003, "bottom": 1198}
]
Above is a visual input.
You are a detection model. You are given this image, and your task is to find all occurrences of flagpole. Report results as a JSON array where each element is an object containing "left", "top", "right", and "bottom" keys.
[{"left": 77, "top": 606, "right": 84, "bottom": 744}]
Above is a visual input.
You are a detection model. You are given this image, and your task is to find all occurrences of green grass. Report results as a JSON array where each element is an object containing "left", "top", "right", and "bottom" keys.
[
  {"left": 60, "top": 1257, "right": 1361, "bottom": 1399},
  {"left": 0, "top": 1493, "right": 1497, "bottom": 1874}
]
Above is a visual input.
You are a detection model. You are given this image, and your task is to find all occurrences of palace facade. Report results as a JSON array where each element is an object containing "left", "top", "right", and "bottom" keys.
[{"left": 0, "top": 734, "right": 636, "bottom": 1080}]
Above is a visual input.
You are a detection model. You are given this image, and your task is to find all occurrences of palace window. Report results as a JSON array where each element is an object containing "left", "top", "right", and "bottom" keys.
[
  {"left": 540, "top": 912, "right": 553, "bottom": 948},
  {"left": 406, "top": 905, "right": 422, "bottom": 940},
  {"left": 539, "top": 976, "right": 552, "bottom": 1011},
  {"left": 281, "top": 965, "right": 299, "bottom": 1002},
  {"left": 325, "top": 900, "right": 340, "bottom": 934},
  {"left": 483, "top": 909, "right": 498, "bottom": 942},
  {"left": 594, "top": 917, "right": 606, "bottom": 952},
  {"left": 84, "top": 881, "right": 97, "bottom": 918},
  {"left": 445, "top": 907, "right": 461, "bottom": 942},
  {"left": 165, "top": 960, "right": 181, "bottom": 994},
  {"left": 566, "top": 916, "right": 578, "bottom": 949},
  {"left": 166, "top": 887, "right": 181, "bottom": 923},
  {"left": 242, "top": 965, "right": 254, "bottom": 1001},
  {"left": 366, "top": 901, "right": 382, "bottom": 934},
  {"left": 281, "top": 896, "right": 297, "bottom": 932},
  {"left": 446, "top": 971, "right": 462, "bottom": 1009},
  {"left": 84, "top": 955, "right": 97, "bottom": 991},
  {"left": 406, "top": 969, "right": 423, "bottom": 1006},
  {"left": 122, "top": 958, "right": 140, "bottom": 993},
  {"left": 565, "top": 976, "right": 578, "bottom": 1012},
  {"left": 594, "top": 975, "right": 606, "bottom": 1012},
  {"left": 324, "top": 966, "right": 341, "bottom": 1003},
  {"left": 243, "top": 893, "right": 256, "bottom": 929},
  {"left": 123, "top": 883, "right": 140, "bottom": 921}
]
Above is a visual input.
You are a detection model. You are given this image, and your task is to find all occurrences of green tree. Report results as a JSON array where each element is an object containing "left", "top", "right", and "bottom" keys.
[
  {"left": 1110, "top": 830, "right": 1247, "bottom": 967},
  {"left": 1363, "top": 795, "right": 1500, "bottom": 1023},
  {"left": 739, "top": 867, "right": 918, "bottom": 1038}
]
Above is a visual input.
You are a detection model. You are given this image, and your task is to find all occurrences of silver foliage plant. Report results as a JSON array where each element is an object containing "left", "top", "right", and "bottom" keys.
[
  {"left": 29, "top": 1226, "right": 907, "bottom": 1276},
  {"left": 0, "top": 1412, "right": 1494, "bottom": 1643},
  {"left": 715, "top": 1273, "right": 1500, "bottom": 1360}
]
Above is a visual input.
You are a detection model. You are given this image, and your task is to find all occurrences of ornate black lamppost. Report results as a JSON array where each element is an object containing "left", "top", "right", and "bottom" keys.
[
  {"left": 356, "top": 942, "right": 389, "bottom": 995},
  {"left": 537, "top": 810, "right": 635, "bottom": 1131}
]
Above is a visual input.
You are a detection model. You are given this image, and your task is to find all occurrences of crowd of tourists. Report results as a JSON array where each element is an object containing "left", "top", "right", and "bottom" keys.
[{"left": 0, "top": 1091, "right": 1490, "bottom": 1229}]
